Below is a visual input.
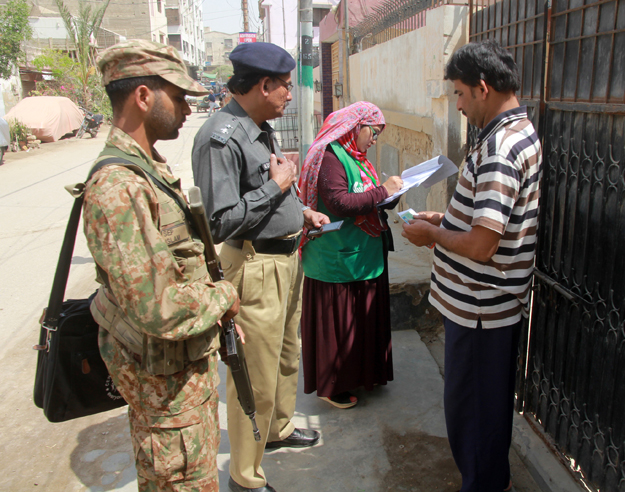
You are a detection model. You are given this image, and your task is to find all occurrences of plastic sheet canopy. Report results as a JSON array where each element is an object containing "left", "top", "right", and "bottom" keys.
[{"left": 4, "top": 96, "right": 84, "bottom": 142}]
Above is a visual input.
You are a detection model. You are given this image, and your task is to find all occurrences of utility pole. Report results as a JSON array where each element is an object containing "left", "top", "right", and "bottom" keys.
[
  {"left": 242, "top": 0, "right": 249, "bottom": 33},
  {"left": 282, "top": 0, "right": 287, "bottom": 48},
  {"left": 298, "top": 0, "right": 314, "bottom": 163}
]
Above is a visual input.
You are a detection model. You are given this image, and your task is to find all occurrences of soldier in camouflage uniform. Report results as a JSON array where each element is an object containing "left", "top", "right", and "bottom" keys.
[{"left": 82, "top": 39, "right": 240, "bottom": 491}]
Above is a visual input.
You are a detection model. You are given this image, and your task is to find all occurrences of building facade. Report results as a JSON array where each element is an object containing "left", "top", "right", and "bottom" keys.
[
  {"left": 166, "top": 0, "right": 205, "bottom": 67},
  {"left": 28, "top": 0, "right": 203, "bottom": 68},
  {"left": 29, "top": 0, "right": 168, "bottom": 46},
  {"left": 204, "top": 28, "right": 238, "bottom": 66}
]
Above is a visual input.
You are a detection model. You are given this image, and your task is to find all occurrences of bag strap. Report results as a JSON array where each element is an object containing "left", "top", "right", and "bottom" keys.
[
  {"left": 96, "top": 150, "right": 194, "bottom": 225},
  {"left": 43, "top": 158, "right": 130, "bottom": 330},
  {"left": 43, "top": 156, "right": 193, "bottom": 330}
]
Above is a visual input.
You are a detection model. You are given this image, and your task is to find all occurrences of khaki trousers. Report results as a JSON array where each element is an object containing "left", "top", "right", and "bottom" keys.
[{"left": 219, "top": 242, "right": 303, "bottom": 488}]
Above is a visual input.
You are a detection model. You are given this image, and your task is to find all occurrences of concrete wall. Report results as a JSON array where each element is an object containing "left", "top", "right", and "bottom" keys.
[
  {"left": 348, "top": 4, "right": 468, "bottom": 285},
  {"left": 0, "top": 70, "right": 23, "bottom": 117}
]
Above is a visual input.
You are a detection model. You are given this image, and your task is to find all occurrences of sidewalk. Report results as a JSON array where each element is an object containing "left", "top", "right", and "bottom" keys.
[
  {"left": 46, "top": 225, "right": 584, "bottom": 492},
  {"left": 70, "top": 328, "right": 581, "bottom": 492},
  {"left": 217, "top": 329, "right": 454, "bottom": 491},
  {"left": 0, "top": 115, "right": 584, "bottom": 491}
]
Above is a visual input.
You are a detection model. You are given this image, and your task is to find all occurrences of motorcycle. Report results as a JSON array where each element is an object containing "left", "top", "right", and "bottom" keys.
[{"left": 76, "top": 108, "right": 104, "bottom": 139}]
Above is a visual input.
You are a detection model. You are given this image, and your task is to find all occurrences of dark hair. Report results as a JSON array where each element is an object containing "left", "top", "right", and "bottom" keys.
[
  {"left": 105, "top": 75, "right": 167, "bottom": 112},
  {"left": 444, "top": 41, "right": 520, "bottom": 93},
  {"left": 226, "top": 71, "right": 268, "bottom": 95}
]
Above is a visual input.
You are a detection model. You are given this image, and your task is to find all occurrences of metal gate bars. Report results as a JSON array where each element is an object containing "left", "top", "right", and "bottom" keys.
[{"left": 469, "top": 0, "right": 625, "bottom": 489}]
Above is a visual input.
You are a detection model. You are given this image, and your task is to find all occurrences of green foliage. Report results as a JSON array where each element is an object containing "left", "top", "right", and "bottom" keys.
[
  {"left": 0, "top": 0, "right": 33, "bottom": 79},
  {"left": 31, "top": 33, "right": 114, "bottom": 120},
  {"left": 55, "top": 0, "right": 110, "bottom": 105},
  {"left": 32, "top": 49, "right": 78, "bottom": 79},
  {"left": 31, "top": 79, "right": 112, "bottom": 121},
  {"left": 7, "top": 118, "right": 30, "bottom": 143},
  {"left": 215, "top": 65, "right": 233, "bottom": 82}
]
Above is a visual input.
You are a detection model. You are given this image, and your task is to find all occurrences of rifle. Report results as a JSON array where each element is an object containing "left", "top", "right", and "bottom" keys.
[{"left": 188, "top": 186, "right": 261, "bottom": 442}]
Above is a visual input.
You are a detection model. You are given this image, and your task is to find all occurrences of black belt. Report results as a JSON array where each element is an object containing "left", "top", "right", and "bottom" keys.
[{"left": 226, "top": 232, "right": 302, "bottom": 255}]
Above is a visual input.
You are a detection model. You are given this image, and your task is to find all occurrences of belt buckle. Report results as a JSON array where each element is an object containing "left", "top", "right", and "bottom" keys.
[{"left": 287, "top": 233, "right": 301, "bottom": 255}]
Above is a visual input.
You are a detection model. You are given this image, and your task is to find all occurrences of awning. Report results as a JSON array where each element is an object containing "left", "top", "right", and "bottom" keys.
[{"left": 202, "top": 72, "right": 217, "bottom": 79}]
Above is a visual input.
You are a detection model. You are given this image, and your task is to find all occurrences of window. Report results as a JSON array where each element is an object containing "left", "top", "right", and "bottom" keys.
[
  {"left": 157, "top": 0, "right": 162, "bottom": 13},
  {"left": 224, "top": 39, "right": 233, "bottom": 49},
  {"left": 207, "top": 42, "right": 212, "bottom": 49}
]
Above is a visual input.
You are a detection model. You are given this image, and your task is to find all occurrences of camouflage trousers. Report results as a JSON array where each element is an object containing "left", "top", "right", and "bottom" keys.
[
  {"left": 98, "top": 328, "right": 220, "bottom": 492},
  {"left": 130, "top": 393, "right": 220, "bottom": 492}
]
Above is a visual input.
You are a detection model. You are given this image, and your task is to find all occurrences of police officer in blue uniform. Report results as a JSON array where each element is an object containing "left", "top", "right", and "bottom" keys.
[{"left": 192, "top": 42, "right": 329, "bottom": 492}]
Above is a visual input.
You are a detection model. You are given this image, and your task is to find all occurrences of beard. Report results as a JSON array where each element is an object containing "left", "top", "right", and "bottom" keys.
[{"left": 147, "top": 92, "right": 182, "bottom": 140}]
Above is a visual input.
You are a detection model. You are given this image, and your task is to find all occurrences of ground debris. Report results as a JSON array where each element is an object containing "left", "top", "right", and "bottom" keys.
[{"left": 382, "top": 427, "right": 461, "bottom": 491}]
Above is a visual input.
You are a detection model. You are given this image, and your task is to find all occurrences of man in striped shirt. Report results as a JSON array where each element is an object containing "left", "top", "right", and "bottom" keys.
[{"left": 402, "top": 40, "right": 542, "bottom": 492}]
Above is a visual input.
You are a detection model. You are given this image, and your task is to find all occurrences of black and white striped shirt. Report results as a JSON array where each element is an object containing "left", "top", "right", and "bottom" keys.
[{"left": 429, "top": 106, "right": 542, "bottom": 329}]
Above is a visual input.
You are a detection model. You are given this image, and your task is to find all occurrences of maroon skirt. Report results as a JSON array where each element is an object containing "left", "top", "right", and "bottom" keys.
[{"left": 300, "top": 269, "right": 394, "bottom": 397}]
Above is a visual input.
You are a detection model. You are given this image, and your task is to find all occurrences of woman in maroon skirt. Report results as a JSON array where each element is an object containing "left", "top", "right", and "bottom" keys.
[{"left": 298, "top": 102, "right": 403, "bottom": 408}]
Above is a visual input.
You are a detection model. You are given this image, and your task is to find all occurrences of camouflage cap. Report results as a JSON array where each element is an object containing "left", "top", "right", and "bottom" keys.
[{"left": 97, "top": 39, "right": 208, "bottom": 96}]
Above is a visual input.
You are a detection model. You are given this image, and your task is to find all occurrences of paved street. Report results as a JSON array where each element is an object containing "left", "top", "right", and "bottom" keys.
[
  {"left": 0, "top": 114, "right": 207, "bottom": 491},
  {"left": 0, "top": 112, "right": 577, "bottom": 492}
]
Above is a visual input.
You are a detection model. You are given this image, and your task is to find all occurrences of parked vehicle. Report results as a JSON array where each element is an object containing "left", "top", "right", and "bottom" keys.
[
  {"left": 76, "top": 108, "right": 104, "bottom": 138},
  {"left": 197, "top": 96, "right": 210, "bottom": 113}
]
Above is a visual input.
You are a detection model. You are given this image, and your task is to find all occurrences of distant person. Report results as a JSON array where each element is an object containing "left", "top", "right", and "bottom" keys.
[
  {"left": 192, "top": 41, "right": 329, "bottom": 492},
  {"left": 402, "top": 40, "right": 542, "bottom": 492},
  {"left": 85, "top": 40, "right": 240, "bottom": 491},
  {"left": 298, "top": 101, "right": 402, "bottom": 408},
  {"left": 207, "top": 89, "right": 217, "bottom": 115}
]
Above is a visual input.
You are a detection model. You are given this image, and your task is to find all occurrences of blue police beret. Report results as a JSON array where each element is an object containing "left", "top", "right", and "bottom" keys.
[{"left": 229, "top": 42, "right": 296, "bottom": 75}]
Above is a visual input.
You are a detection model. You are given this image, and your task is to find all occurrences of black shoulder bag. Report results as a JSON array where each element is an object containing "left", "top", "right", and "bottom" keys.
[
  {"left": 33, "top": 157, "right": 133, "bottom": 422},
  {"left": 33, "top": 155, "right": 201, "bottom": 422}
]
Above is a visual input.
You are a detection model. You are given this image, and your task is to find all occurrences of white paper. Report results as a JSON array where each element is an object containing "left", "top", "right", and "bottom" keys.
[{"left": 379, "top": 155, "right": 458, "bottom": 205}]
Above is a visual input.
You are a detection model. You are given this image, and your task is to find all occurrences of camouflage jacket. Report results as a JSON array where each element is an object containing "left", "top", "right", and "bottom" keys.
[{"left": 83, "top": 127, "right": 237, "bottom": 378}]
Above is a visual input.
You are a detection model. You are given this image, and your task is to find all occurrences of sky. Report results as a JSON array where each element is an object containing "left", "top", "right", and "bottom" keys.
[{"left": 202, "top": 0, "right": 261, "bottom": 35}]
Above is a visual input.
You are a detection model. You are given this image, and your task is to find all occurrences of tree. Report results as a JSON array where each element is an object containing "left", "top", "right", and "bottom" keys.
[
  {"left": 0, "top": 0, "right": 33, "bottom": 79},
  {"left": 55, "top": 0, "right": 110, "bottom": 107},
  {"left": 32, "top": 49, "right": 112, "bottom": 119},
  {"left": 215, "top": 65, "right": 233, "bottom": 83}
]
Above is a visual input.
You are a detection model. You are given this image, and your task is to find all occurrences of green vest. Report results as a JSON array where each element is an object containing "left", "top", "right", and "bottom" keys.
[
  {"left": 88, "top": 147, "right": 219, "bottom": 376},
  {"left": 301, "top": 142, "right": 384, "bottom": 283}
]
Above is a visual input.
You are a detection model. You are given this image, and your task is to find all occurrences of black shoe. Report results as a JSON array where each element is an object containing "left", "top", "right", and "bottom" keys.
[
  {"left": 228, "top": 477, "right": 277, "bottom": 492},
  {"left": 265, "top": 428, "right": 320, "bottom": 449}
]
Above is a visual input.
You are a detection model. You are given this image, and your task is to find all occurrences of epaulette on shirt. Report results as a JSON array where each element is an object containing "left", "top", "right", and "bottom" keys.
[{"left": 210, "top": 117, "right": 239, "bottom": 146}]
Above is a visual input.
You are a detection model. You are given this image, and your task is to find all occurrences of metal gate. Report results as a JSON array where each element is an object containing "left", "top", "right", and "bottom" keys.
[{"left": 469, "top": 0, "right": 625, "bottom": 490}]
